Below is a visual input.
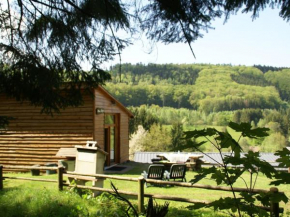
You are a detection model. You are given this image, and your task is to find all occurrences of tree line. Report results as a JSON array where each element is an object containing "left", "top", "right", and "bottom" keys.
[{"left": 129, "top": 105, "right": 290, "bottom": 153}]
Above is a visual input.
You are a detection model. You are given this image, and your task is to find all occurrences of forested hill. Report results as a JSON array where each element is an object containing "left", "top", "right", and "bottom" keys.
[{"left": 105, "top": 63, "right": 290, "bottom": 113}]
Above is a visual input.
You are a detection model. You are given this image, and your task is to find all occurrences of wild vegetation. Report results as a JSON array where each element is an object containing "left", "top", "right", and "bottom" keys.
[{"left": 181, "top": 122, "right": 290, "bottom": 217}]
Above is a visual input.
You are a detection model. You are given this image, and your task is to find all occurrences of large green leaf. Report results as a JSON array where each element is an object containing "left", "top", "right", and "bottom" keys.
[
  {"left": 209, "top": 197, "right": 241, "bottom": 212},
  {"left": 183, "top": 128, "right": 217, "bottom": 139},
  {"left": 271, "top": 172, "right": 290, "bottom": 185},
  {"left": 174, "top": 140, "right": 207, "bottom": 152},
  {"left": 228, "top": 122, "right": 269, "bottom": 138},
  {"left": 274, "top": 148, "right": 290, "bottom": 168},
  {"left": 226, "top": 168, "right": 245, "bottom": 185},
  {"left": 216, "top": 131, "right": 242, "bottom": 156},
  {"left": 190, "top": 167, "right": 217, "bottom": 184},
  {"left": 211, "top": 170, "right": 228, "bottom": 185},
  {"left": 256, "top": 190, "right": 288, "bottom": 206}
]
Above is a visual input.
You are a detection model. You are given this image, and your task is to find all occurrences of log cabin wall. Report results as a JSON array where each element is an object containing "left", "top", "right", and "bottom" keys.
[
  {"left": 94, "top": 88, "right": 131, "bottom": 163},
  {"left": 0, "top": 94, "right": 94, "bottom": 170}
]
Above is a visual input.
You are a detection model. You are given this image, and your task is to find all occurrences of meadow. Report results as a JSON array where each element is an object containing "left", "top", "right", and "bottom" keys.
[{"left": 1, "top": 162, "right": 290, "bottom": 217}]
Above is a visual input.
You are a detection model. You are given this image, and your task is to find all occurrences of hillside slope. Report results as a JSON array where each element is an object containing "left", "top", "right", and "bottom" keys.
[{"left": 106, "top": 64, "right": 285, "bottom": 113}]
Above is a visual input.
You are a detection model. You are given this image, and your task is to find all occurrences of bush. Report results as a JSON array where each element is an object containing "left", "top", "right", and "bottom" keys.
[{"left": 261, "top": 132, "right": 287, "bottom": 152}]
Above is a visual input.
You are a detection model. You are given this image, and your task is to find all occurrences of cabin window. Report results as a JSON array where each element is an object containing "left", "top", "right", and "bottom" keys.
[{"left": 105, "top": 115, "right": 115, "bottom": 125}]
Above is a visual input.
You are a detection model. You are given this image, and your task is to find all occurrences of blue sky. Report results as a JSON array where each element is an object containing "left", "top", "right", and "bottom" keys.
[{"left": 104, "top": 8, "right": 290, "bottom": 68}]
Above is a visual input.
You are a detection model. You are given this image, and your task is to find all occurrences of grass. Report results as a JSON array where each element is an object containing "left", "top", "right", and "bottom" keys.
[
  {"left": 2, "top": 162, "right": 290, "bottom": 217},
  {"left": 105, "top": 162, "right": 290, "bottom": 212}
]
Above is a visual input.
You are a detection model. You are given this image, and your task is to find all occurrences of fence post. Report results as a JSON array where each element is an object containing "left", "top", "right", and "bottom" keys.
[
  {"left": 138, "top": 176, "right": 145, "bottom": 213},
  {"left": 58, "top": 166, "right": 64, "bottom": 191},
  {"left": 270, "top": 187, "right": 279, "bottom": 217},
  {"left": 0, "top": 165, "right": 3, "bottom": 190}
]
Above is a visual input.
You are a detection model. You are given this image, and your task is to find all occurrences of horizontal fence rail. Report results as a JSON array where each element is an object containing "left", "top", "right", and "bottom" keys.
[
  {"left": 0, "top": 165, "right": 64, "bottom": 191},
  {"left": 0, "top": 165, "right": 284, "bottom": 216},
  {"left": 3, "top": 176, "right": 58, "bottom": 183},
  {"left": 66, "top": 171, "right": 139, "bottom": 182}
]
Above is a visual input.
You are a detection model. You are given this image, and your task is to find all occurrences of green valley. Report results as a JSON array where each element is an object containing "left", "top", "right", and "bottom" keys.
[{"left": 106, "top": 63, "right": 290, "bottom": 153}]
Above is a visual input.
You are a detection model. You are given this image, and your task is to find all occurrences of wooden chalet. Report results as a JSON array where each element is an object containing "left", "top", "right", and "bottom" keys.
[{"left": 0, "top": 86, "right": 133, "bottom": 170}]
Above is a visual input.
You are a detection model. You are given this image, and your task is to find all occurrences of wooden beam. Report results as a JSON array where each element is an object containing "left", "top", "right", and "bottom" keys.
[
  {"left": 66, "top": 171, "right": 139, "bottom": 182},
  {"left": 4, "top": 165, "right": 58, "bottom": 170},
  {"left": 4, "top": 176, "right": 57, "bottom": 183}
]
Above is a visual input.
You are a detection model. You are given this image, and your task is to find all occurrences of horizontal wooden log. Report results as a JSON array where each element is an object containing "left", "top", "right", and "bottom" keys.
[
  {"left": 0, "top": 132, "right": 92, "bottom": 136},
  {"left": 0, "top": 136, "right": 90, "bottom": 140},
  {"left": 0, "top": 137, "right": 88, "bottom": 141},
  {"left": 0, "top": 160, "right": 60, "bottom": 164},
  {"left": 66, "top": 171, "right": 139, "bottom": 182},
  {"left": 0, "top": 145, "right": 75, "bottom": 148},
  {"left": 9, "top": 120, "right": 93, "bottom": 124},
  {"left": 6, "top": 126, "right": 93, "bottom": 129},
  {"left": 0, "top": 150, "right": 58, "bottom": 155},
  {"left": 4, "top": 165, "right": 59, "bottom": 170},
  {"left": 0, "top": 155, "right": 62, "bottom": 159},
  {"left": 2, "top": 130, "right": 93, "bottom": 134},
  {"left": 0, "top": 147, "right": 59, "bottom": 151},
  {"left": 64, "top": 174, "right": 105, "bottom": 182},
  {"left": 1, "top": 163, "right": 60, "bottom": 168},
  {"left": 0, "top": 138, "right": 87, "bottom": 142},
  {"left": 8, "top": 123, "right": 93, "bottom": 127},
  {"left": 4, "top": 176, "right": 58, "bottom": 183},
  {"left": 8, "top": 116, "right": 93, "bottom": 120},
  {"left": 0, "top": 140, "right": 88, "bottom": 144},
  {"left": 144, "top": 179, "right": 278, "bottom": 194}
]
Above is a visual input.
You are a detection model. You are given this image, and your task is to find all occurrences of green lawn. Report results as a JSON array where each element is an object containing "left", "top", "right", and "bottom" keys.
[
  {"left": 2, "top": 162, "right": 290, "bottom": 217},
  {"left": 104, "top": 162, "right": 290, "bottom": 213}
]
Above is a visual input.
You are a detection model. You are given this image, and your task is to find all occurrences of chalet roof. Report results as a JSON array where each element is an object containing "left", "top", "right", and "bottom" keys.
[
  {"left": 60, "top": 82, "right": 134, "bottom": 118},
  {"left": 98, "top": 86, "right": 134, "bottom": 118}
]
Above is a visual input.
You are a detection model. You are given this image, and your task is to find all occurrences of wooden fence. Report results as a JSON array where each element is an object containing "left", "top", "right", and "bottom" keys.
[{"left": 0, "top": 165, "right": 284, "bottom": 217}]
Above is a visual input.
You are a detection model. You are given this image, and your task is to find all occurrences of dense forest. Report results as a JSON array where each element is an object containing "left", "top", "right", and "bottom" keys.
[
  {"left": 107, "top": 63, "right": 289, "bottom": 112},
  {"left": 105, "top": 63, "right": 290, "bottom": 153}
]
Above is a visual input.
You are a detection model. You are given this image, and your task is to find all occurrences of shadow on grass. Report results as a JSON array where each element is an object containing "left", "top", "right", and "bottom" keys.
[
  {"left": 167, "top": 207, "right": 225, "bottom": 217},
  {"left": 105, "top": 162, "right": 151, "bottom": 176}
]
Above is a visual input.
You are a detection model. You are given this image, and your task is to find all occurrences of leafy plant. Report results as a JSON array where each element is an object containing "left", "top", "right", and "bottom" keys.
[
  {"left": 181, "top": 122, "right": 290, "bottom": 217},
  {"left": 110, "top": 182, "right": 169, "bottom": 217}
]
